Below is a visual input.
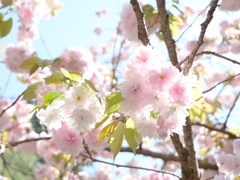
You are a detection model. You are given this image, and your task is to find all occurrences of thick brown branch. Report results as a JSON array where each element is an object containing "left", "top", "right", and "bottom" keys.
[
  {"left": 193, "top": 122, "right": 237, "bottom": 139},
  {"left": 171, "top": 132, "right": 193, "bottom": 180},
  {"left": 130, "top": 0, "right": 151, "bottom": 46},
  {"left": 183, "top": 117, "right": 199, "bottom": 180},
  {"left": 156, "top": 0, "right": 178, "bottom": 66},
  {"left": 183, "top": 0, "right": 219, "bottom": 76}
]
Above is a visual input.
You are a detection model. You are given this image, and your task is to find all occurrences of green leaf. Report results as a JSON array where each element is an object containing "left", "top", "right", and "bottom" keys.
[
  {"left": 0, "top": 0, "right": 12, "bottom": 9},
  {"left": 124, "top": 118, "right": 142, "bottom": 154},
  {"left": 19, "top": 57, "right": 41, "bottom": 70},
  {"left": 105, "top": 92, "right": 125, "bottom": 114},
  {"left": 169, "top": 22, "right": 180, "bottom": 36},
  {"left": 0, "top": 18, "right": 12, "bottom": 38},
  {"left": 53, "top": 154, "right": 62, "bottom": 164},
  {"left": 169, "top": 16, "right": 184, "bottom": 25},
  {"left": 95, "top": 113, "right": 113, "bottom": 129},
  {"left": 60, "top": 68, "right": 72, "bottom": 79},
  {"left": 44, "top": 72, "right": 64, "bottom": 85},
  {"left": 53, "top": 57, "right": 61, "bottom": 64},
  {"left": 42, "top": 91, "right": 63, "bottom": 108},
  {"left": 108, "top": 123, "right": 124, "bottom": 160},
  {"left": 189, "top": 107, "right": 206, "bottom": 122},
  {"left": 99, "top": 120, "right": 119, "bottom": 142},
  {"left": 142, "top": 4, "right": 156, "bottom": 20},
  {"left": 84, "top": 79, "right": 99, "bottom": 93},
  {"left": 29, "top": 64, "right": 39, "bottom": 76},
  {"left": 150, "top": 111, "right": 160, "bottom": 119},
  {"left": 23, "top": 82, "right": 42, "bottom": 101},
  {"left": 38, "top": 60, "right": 53, "bottom": 69}
]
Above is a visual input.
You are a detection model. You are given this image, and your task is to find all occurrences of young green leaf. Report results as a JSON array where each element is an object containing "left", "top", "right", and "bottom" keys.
[
  {"left": 29, "top": 64, "right": 39, "bottom": 76},
  {"left": 124, "top": 118, "right": 142, "bottom": 154},
  {"left": 84, "top": 79, "right": 99, "bottom": 93},
  {"left": 99, "top": 120, "right": 119, "bottom": 142},
  {"left": 95, "top": 113, "right": 113, "bottom": 129},
  {"left": 0, "top": 18, "right": 12, "bottom": 38},
  {"left": 38, "top": 60, "right": 53, "bottom": 69},
  {"left": 44, "top": 72, "right": 64, "bottom": 85},
  {"left": 42, "top": 91, "right": 63, "bottom": 108},
  {"left": 105, "top": 92, "right": 125, "bottom": 114},
  {"left": 19, "top": 57, "right": 41, "bottom": 70},
  {"left": 108, "top": 123, "right": 125, "bottom": 160},
  {"left": 23, "top": 82, "right": 42, "bottom": 101}
]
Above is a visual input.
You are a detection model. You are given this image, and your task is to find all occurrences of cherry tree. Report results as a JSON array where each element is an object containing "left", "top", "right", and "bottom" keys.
[{"left": 0, "top": 0, "right": 240, "bottom": 179}]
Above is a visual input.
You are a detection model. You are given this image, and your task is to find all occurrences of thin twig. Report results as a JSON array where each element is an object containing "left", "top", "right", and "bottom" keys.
[
  {"left": 39, "top": 27, "right": 53, "bottom": 59},
  {"left": 0, "top": 90, "right": 25, "bottom": 118},
  {"left": 2, "top": 72, "right": 12, "bottom": 96},
  {"left": 10, "top": 137, "right": 51, "bottom": 147},
  {"left": 193, "top": 122, "right": 237, "bottom": 138},
  {"left": 80, "top": 153, "right": 181, "bottom": 179},
  {"left": 196, "top": 51, "right": 240, "bottom": 65},
  {"left": 156, "top": 0, "right": 178, "bottom": 66},
  {"left": 130, "top": 0, "right": 151, "bottom": 46},
  {"left": 183, "top": 0, "right": 219, "bottom": 76},
  {"left": 203, "top": 73, "right": 240, "bottom": 94},
  {"left": 176, "top": 5, "right": 209, "bottom": 42},
  {"left": 222, "top": 91, "right": 240, "bottom": 130},
  {"left": 177, "top": 50, "right": 240, "bottom": 68}
]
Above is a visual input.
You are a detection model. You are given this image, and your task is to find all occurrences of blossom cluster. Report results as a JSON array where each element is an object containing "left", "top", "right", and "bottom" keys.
[
  {"left": 120, "top": 45, "right": 194, "bottom": 139},
  {"left": 215, "top": 139, "right": 240, "bottom": 176}
]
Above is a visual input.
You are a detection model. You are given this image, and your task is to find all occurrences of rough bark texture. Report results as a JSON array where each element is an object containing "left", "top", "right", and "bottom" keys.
[
  {"left": 171, "top": 133, "right": 193, "bottom": 180},
  {"left": 183, "top": 0, "right": 219, "bottom": 76},
  {"left": 156, "top": 0, "right": 178, "bottom": 66},
  {"left": 130, "top": 0, "right": 151, "bottom": 46},
  {"left": 183, "top": 117, "right": 199, "bottom": 180}
]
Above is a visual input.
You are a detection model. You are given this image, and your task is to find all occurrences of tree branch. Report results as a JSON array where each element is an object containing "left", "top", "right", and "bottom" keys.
[
  {"left": 222, "top": 91, "right": 240, "bottom": 130},
  {"left": 183, "top": 117, "right": 199, "bottom": 180},
  {"left": 156, "top": 0, "right": 178, "bottom": 66},
  {"left": 176, "top": 5, "right": 209, "bottom": 42},
  {"left": 203, "top": 73, "right": 240, "bottom": 94},
  {"left": 193, "top": 122, "right": 237, "bottom": 139},
  {"left": 176, "top": 50, "right": 240, "bottom": 68},
  {"left": 9, "top": 137, "right": 51, "bottom": 147},
  {"left": 183, "top": 0, "right": 219, "bottom": 76},
  {"left": 130, "top": 0, "right": 151, "bottom": 46},
  {"left": 0, "top": 90, "right": 25, "bottom": 118},
  {"left": 171, "top": 132, "right": 193, "bottom": 180},
  {"left": 196, "top": 51, "right": 240, "bottom": 65},
  {"left": 80, "top": 153, "right": 181, "bottom": 179}
]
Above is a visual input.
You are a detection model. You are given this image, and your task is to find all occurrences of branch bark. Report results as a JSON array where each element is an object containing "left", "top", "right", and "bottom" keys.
[
  {"left": 183, "top": 0, "right": 219, "bottom": 76},
  {"left": 130, "top": 0, "right": 151, "bottom": 46},
  {"left": 156, "top": 0, "right": 178, "bottom": 66},
  {"left": 183, "top": 117, "right": 199, "bottom": 180},
  {"left": 171, "top": 132, "right": 193, "bottom": 180}
]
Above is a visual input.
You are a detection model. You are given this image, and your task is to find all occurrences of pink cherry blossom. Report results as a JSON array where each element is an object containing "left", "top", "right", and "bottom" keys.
[
  {"left": 34, "top": 164, "right": 60, "bottom": 180},
  {"left": 219, "top": 0, "right": 240, "bottom": 11},
  {"left": 149, "top": 63, "right": 178, "bottom": 91},
  {"left": 4, "top": 41, "right": 34, "bottom": 74},
  {"left": 233, "top": 139, "right": 240, "bottom": 155},
  {"left": 52, "top": 123, "right": 84, "bottom": 155}
]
